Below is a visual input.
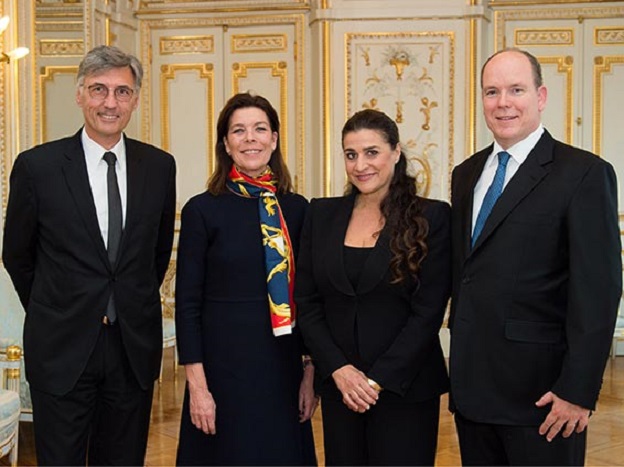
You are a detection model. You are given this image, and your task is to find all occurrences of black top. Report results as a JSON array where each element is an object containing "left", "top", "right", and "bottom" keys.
[{"left": 343, "top": 245, "right": 373, "bottom": 288}]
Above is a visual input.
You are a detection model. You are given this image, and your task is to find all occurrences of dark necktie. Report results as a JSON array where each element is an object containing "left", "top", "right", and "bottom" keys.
[
  {"left": 472, "top": 151, "right": 511, "bottom": 247},
  {"left": 103, "top": 151, "right": 122, "bottom": 323}
]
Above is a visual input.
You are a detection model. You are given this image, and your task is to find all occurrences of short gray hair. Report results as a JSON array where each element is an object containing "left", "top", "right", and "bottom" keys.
[{"left": 77, "top": 45, "right": 143, "bottom": 89}]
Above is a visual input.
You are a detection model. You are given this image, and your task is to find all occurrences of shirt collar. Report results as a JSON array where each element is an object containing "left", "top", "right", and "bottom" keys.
[
  {"left": 81, "top": 128, "right": 127, "bottom": 170},
  {"left": 490, "top": 124, "right": 544, "bottom": 166}
]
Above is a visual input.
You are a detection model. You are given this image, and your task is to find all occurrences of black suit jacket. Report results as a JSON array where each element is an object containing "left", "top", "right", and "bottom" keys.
[
  {"left": 2, "top": 129, "right": 176, "bottom": 395},
  {"left": 449, "top": 130, "right": 621, "bottom": 425},
  {"left": 295, "top": 194, "right": 450, "bottom": 401}
]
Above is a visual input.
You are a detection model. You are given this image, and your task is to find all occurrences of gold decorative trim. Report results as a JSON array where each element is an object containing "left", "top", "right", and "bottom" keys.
[
  {"left": 140, "top": 14, "right": 306, "bottom": 193},
  {"left": 136, "top": 2, "right": 309, "bottom": 15},
  {"left": 595, "top": 27, "right": 624, "bottom": 45},
  {"left": 494, "top": 6, "right": 624, "bottom": 51},
  {"left": 35, "top": 20, "right": 83, "bottom": 31},
  {"left": 39, "top": 39, "right": 85, "bottom": 56},
  {"left": 231, "top": 34, "right": 288, "bottom": 53},
  {"left": 468, "top": 16, "right": 478, "bottom": 156},
  {"left": 489, "top": 0, "right": 616, "bottom": 5},
  {"left": 322, "top": 19, "right": 331, "bottom": 196},
  {"left": 232, "top": 61, "right": 288, "bottom": 162},
  {"left": 593, "top": 55, "right": 624, "bottom": 156},
  {"left": 538, "top": 56, "right": 573, "bottom": 145},
  {"left": 160, "top": 63, "right": 215, "bottom": 176},
  {"left": 0, "top": 2, "right": 5, "bottom": 214},
  {"left": 160, "top": 35, "right": 215, "bottom": 55},
  {"left": 39, "top": 66, "right": 79, "bottom": 143},
  {"left": 515, "top": 28, "right": 574, "bottom": 46}
]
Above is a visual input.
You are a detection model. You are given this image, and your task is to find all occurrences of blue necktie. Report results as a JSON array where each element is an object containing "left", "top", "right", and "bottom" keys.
[{"left": 472, "top": 151, "right": 511, "bottom": 247}]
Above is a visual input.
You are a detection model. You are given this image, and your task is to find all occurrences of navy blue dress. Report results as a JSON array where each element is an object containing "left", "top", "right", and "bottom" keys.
[{"left": 175, "top": 191, "right": 315, "bottom": 466}]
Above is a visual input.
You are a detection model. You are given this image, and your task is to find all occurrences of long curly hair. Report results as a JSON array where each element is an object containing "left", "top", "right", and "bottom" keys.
[{"left": 343, "top": 109, "right": 429, "bottom": 284}]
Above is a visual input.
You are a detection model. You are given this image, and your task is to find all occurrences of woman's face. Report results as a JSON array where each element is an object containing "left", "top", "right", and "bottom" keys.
[
  {"left": 343, "top": 128, "right": 400, "bottom": 197},
  {"left": 224, "top": 106, "right": 278, "bottom": 177}
]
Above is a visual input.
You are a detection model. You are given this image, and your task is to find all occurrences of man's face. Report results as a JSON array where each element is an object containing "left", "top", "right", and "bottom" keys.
[
  {"left": 481, "top": 51, "right": 547, "bottom": 149},
  {"left": 76, "top": 66, "right": 139, "bottom": 149}
]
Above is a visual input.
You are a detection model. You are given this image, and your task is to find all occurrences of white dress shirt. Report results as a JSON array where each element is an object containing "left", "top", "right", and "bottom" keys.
[
  {"left": 471, "top": 124, "right": 544, "bottom": 235},
  {"left": 81, "top": 129, "right": 128, "bottom": 248}
]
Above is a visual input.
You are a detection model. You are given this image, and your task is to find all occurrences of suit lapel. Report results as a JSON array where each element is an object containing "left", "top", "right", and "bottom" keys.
[
  {"left": 324, "top": 193, "right": 394, "bottom": 296},
  {"left": 471, "top": 131, "right": 554, "bottom": 252},
  {"left": 118, "top": 136, "right": 147, "bottom": 265},
  {"left": 61, "top": 130, "right": 110, "bottom": 269},
  {"left": 459, "top": 147, "right": 491, "bottom": 257},
  {"left": 326, "top": 195, "right": 357, "bottom": 296}
]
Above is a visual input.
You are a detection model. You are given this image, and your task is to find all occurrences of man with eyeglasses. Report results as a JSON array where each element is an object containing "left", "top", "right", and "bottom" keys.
[{"left": 3, "top": 45, "right": 176, "bottom": 465}]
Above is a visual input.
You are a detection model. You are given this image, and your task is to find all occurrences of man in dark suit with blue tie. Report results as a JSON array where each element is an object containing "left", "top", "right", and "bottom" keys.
[
  {"left": 2, "top": 45, "right": 176, "bottom": 465},
  {"left": 449, "top": 48, "right": 621, "bottom": 465}
]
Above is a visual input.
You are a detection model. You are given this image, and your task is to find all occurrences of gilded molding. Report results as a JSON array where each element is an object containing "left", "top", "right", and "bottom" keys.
[
  {"left": 489, "top": 0, "right": 616, "bottom": 5},
  {"left": 468, "top": 16, "right": 478, "bottom": 156},
  {"left": 39, "top": 39, "right": 85, "bottom": 56},
  {"left": 232, "top": 61, "right": 288, "bottom": 161},
  {"left": 593, "top": 55, "right": 624, "bottom": 156},
  {"left": 595, "top": 27, "right": 624, "bottom": 45},
  {"left": 39, "top": 66, "right": 79, "bottom": 143},
  {"left": 322, "top": 18, "right": 331, "bottom": 196},
  {"left": 345, "top": 31, "right": 455, "bottom": 198},
  {"left": 160, "top": 35, "right": 215, "bottom": 55},
  {"left": 35, "top": 21, "right": 83, "bottom": 31},
  {"left": 538, "top": 56, "right": 574, "bottom": 145},
  {"left": 0, "top": 4, "right": 5, "bottom": 214},
  {"left": 160, "top": 63, "right": 215, "bottom": 175},
  {"left": 140, "top": 14, "right": 306, "bottom": 193},
  {"left": 494, "top": 6, "right": 624, "bottom": 51},
  {"left": 515, "top": 28, "right": 574, "bottom": 46},
  {"left": 136, "top": 0, "right": 309, "bottom": 15},
  {"left": 231, "top": 34, "right": 288, "bottom": 53}
]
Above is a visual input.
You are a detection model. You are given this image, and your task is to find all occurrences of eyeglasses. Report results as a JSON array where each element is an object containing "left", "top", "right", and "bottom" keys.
[{"left": 85, "top": 83, "right": 136, "bottom": 102}]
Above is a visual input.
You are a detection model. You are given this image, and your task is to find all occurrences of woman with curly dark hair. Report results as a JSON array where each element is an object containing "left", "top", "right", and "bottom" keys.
[{"left": 296, "top": 109, "right": 451, "bottom": 465}]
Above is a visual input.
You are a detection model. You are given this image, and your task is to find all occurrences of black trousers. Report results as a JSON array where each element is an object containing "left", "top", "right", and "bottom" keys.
[
  {"left": 454, "top": 411, "right": 587, "bottom": 466},
  {"left": 321, "top": 393, "right": 440, "bottom": 466},
  {"left": 30, "top": 323, "right": 155, "bottom": 466}
]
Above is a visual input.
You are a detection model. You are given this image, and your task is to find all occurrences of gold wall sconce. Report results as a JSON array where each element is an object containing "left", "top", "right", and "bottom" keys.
[{"left": 0, "top": 15, "right": 29, "bottom": 64}]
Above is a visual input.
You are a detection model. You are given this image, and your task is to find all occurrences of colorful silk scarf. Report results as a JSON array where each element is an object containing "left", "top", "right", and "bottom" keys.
[{"left": 226, "top": 165, "right": 296, "bottom": 336}]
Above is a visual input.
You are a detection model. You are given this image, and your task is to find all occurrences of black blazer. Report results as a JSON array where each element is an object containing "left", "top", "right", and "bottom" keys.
[
  {"left": 449, "top": 130, "right": 621, "bottom": 425},
  {"left": 295, "top": 194, "right": 451, "bottom": 401},
  {"left": 2, "top": 129, "right": 176, "bottom": 395}
]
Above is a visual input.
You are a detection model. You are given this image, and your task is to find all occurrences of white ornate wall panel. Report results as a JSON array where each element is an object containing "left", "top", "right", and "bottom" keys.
[{"left": 140, "top": 15, "right": 305, "bottom": 207}]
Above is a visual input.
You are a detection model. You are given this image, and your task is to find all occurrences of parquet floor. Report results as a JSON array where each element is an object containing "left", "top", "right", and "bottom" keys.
[{"left": 6, "top": 353, "right": 624, "bottom": 466}]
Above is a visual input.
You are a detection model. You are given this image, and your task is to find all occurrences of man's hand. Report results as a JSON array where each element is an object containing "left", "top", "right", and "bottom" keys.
[{"left": 535, "top": 391, "right": 590, "bottom": 442}]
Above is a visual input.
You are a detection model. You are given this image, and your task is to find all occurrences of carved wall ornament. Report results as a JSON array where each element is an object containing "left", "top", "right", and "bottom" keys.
[
  {"left": 159, "top": 35, "right": 214, "bottom": 55},
  {"left": 231, "top": 34, "right": 288, "bottom": 53},
  {"left": 515, "top": 28, "right": 574, "bottom": 46},
  {"left": 596, "top": 27, "right": 624, "bottom": 45},
  {"left": 39, "top": 39, "right": 85, "bottom": 56}
]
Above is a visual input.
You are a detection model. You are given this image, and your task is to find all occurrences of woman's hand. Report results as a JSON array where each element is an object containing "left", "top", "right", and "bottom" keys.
[
  {"left": 185, "top": 363, "right": 217, "bottom": 435},
  {"left": 332, "top": 364, "right": 379, "bottom": 413},
  {"left": 298, "top": 360, "right": 319, "bottom": 422}
]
